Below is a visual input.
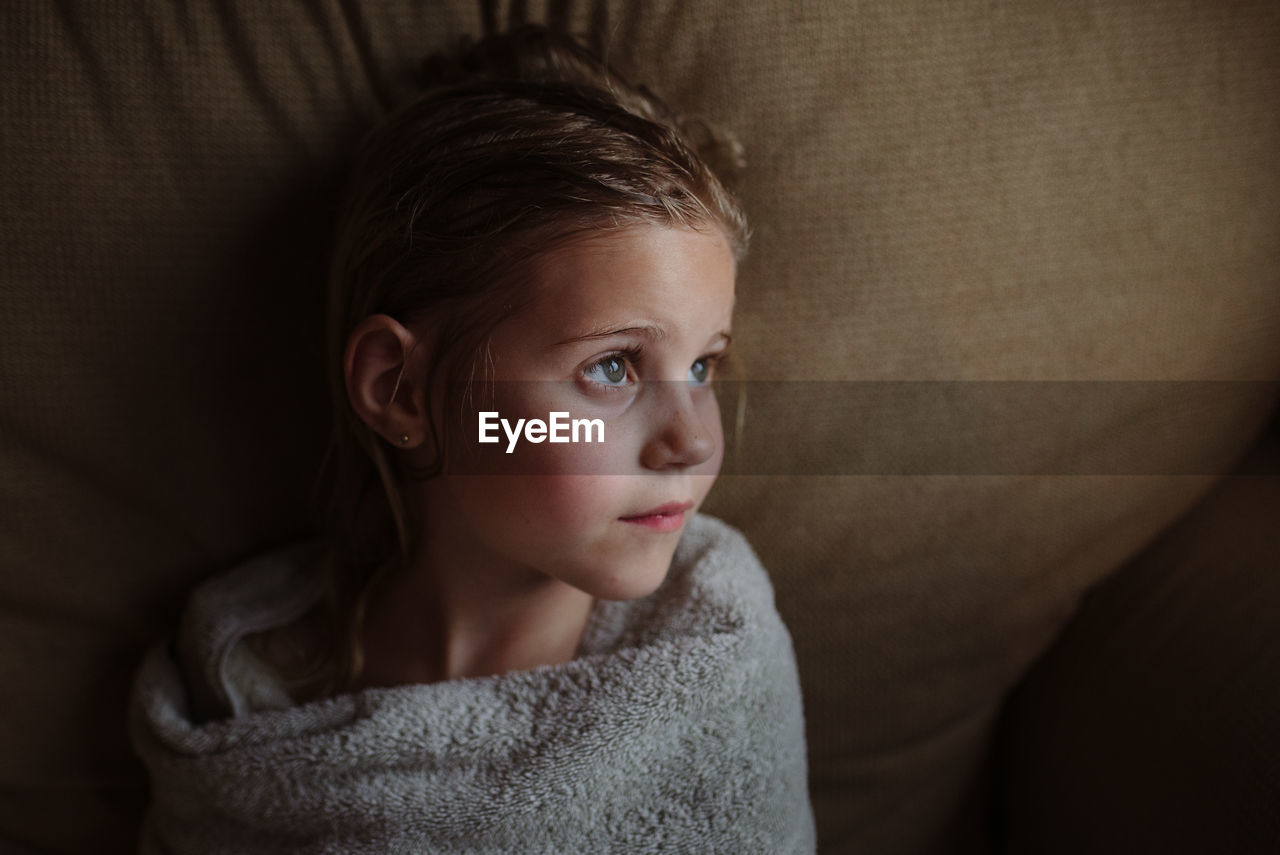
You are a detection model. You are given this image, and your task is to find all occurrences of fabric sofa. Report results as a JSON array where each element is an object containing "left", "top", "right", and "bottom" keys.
[{"left": 2, "top": 3, "right": 1277, "bottom": 852}]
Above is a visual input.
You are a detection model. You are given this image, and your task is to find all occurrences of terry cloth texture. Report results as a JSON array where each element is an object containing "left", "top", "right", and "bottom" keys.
[{"left": 130, "top": 514, "right": 817, "bottom": 855}]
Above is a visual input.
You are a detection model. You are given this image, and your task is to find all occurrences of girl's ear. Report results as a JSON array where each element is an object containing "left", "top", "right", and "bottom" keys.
[{"left": 344, "top": 314, "right": 431, "bottom": 448}]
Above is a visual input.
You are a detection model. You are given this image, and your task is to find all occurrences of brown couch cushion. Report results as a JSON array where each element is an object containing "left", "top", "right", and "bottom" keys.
[{"left": 2, "top": 3, "right": 1278, "bottom": 853}]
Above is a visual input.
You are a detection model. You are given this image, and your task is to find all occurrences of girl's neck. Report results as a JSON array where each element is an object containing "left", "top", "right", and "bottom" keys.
[
  {"left": 356, "top": 488, "right": 596, "bottom": 687},
  {"left": 358, "top": 567, "right": 595, "bottom": 687}
]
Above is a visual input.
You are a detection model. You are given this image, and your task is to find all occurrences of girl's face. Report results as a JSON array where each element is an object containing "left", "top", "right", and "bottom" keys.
[{"left": 420, "top": 223, "right": 736, "bottom": 601}]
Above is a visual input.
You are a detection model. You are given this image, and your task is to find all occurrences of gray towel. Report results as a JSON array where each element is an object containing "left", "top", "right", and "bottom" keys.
[{"left": 130, "top": 513, "right": 817, "bottom": 854}]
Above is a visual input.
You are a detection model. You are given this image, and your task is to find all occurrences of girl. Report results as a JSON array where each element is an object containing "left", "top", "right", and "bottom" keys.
[{"left": 132, "top": 26, "right": 814, "bottom": 854}]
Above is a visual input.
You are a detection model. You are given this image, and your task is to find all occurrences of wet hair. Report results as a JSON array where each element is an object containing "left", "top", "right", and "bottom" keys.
[{"left": 314, "top": 25, "right": 749, "bottom": 690}]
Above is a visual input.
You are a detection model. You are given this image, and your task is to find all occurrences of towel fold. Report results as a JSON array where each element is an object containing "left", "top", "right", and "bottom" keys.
[{"left": 130, "top": 513, "right": 816, "bottom": 854}]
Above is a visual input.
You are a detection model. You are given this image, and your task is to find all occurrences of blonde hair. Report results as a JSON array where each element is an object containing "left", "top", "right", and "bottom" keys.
[{"left": 315, "top": 25, "right": 749, "bottom": 691}]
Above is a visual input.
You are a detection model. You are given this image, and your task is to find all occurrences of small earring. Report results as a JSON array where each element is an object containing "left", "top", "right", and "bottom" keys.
[{"left": 399, "top": 434, "right": 410, "bottom": 445}]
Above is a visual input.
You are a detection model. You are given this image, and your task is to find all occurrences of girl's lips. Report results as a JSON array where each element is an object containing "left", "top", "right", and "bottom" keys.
[{"left": 620, "top": 501, "right": 694, "bottom": 532}]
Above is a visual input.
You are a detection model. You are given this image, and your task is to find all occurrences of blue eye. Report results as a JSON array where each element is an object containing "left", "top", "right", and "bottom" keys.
[
  {"left": 688, "top": 357, "right": 712, "bottom": 385},
  {"left": 584, "top": 354, "right": 631, "bottom": 387}
]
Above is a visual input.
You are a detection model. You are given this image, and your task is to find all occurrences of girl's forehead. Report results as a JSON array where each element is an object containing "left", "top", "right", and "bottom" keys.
[{"left": 527, "top": 223, "right": 736, "bottom": 330}]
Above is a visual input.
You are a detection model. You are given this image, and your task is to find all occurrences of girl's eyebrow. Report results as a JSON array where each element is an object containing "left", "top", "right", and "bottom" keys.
[{"left": 552, "top": 323, "right": 668, "bottom": 348}]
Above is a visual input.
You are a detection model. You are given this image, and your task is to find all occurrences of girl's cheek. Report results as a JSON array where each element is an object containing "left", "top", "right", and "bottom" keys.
[
  {"left": 535, "top": 474, "right": 629, "bottom": 521},
  {"left": 449, "top": 474, "right": 606, "bottom": 536}
]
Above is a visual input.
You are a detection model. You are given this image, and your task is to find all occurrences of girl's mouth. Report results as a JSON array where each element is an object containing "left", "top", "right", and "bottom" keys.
[{"left": 619, "top": 501, "right": 694, "bottom": 532}]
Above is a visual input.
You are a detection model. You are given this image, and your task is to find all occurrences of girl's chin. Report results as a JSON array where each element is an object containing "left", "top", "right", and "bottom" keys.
[{"left": 573, "top": 560, "right": 674, "bottom": 602}]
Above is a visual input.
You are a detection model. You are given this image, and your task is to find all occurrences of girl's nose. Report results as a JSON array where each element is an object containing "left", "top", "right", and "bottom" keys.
[{"left": 640, "top": 386, "right": 717, "bottom": 470}]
